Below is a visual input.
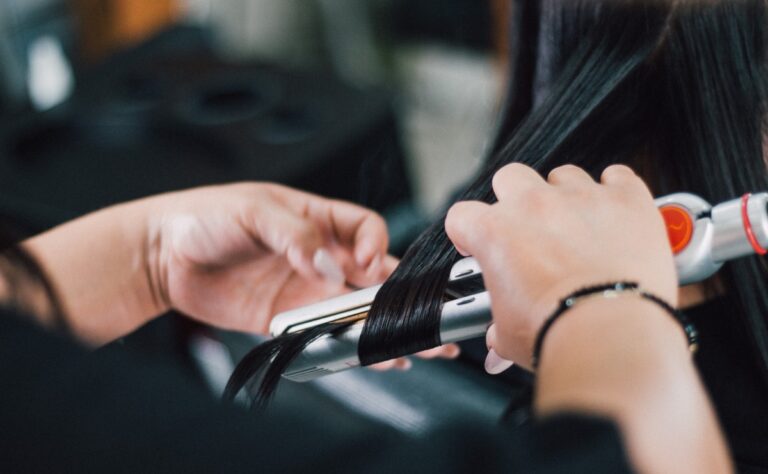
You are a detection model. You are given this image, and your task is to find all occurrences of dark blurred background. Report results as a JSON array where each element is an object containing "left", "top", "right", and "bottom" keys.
[
  {"left": 0, "top": 0, "right": 521, "bottom": 433},
  {"left": 0, "top": 0, "right": 506, "bottom": 226}
]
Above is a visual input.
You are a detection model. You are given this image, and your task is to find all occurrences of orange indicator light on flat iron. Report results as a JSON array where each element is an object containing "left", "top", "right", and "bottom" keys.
[{"left": 660, "top": 205, "right": 693, "bottom": 254}]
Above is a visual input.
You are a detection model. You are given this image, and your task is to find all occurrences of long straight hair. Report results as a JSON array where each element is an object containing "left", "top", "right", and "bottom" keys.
[{"left": 225, "top": 0, "right": 768, "bottom": 405}]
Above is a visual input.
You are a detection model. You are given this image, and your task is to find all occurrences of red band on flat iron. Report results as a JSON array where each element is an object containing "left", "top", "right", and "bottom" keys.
[{"left": 741, "top": 193, "right": 767, "bottom": 256}]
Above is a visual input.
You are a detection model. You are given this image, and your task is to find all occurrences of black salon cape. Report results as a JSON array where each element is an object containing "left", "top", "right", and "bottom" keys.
[{"left": 0, "top": 308, "right": 632, "bottom": 474}]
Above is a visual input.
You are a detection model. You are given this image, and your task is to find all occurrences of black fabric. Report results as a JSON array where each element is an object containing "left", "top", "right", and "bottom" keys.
[
  {"left": 689, "top": 298, "right": 768, "bottom": 474},
  {"left": 0, "top": 308, "right": 631, "bottom": 473}
]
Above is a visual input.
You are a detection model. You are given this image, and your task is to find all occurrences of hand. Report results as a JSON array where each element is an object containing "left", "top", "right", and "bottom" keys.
[
  {"left": 25, "top": 179, "right": 461, "bottom": 365},
  {"left": 148, "top": 183, "right": 395, "bottom": 334},
  {"left": 445, "top": 164, "right": 677, "bottom": 369},
  {"left": 149, "top": 183, "right": 459, "bottom": 364}
]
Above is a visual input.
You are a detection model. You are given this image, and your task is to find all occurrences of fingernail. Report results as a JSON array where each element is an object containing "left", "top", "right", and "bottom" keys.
[
  {"left": 484, "top": 348, "right": 514, "bottom": 375},
  {"left": 313, "top": 249, "right": 345, "bottom": 284},
  {"left": 399, "top": 358, "right": 412, "bottom": 370}
]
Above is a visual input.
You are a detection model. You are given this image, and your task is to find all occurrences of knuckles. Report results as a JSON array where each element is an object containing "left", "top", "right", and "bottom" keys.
[
  {"left": 514, "top": 186, "right": 564, "bottom": 215},
  {"left": 446, "top": 202, "right": 494, "bottom": 250},
  {"left": 361, "top": 211, "right": 388, "bottom": 237},
  {"left": 492, "top": 163, "right": 535, "bottom": 194},
  {"left": 547, "top": 164, "right": 584, "bottom": 181},
  {"left": 600, "top": 164, "right": 637, "bottom": 184}
]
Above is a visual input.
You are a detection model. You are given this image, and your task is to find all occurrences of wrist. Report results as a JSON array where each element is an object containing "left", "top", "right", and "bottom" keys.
[
  {"left": 137, "top": 197, "right": 173, "bottom": 318},
  {"left": 22, "top": 198, "right": 169, "bottom": 343},
  {"left": 534, "top": 294, "right": 730, "bottom": 474},
  {"left": 90, "top": 198, "right": 169, "bottom": 333},
  {"left": 536, "top": 296, "right": 695, "bottom": 410},
  {"left": 544, "top": 295, "right": 689, "bottom": 355},
  {"left": 532, "top": 283, "right": 694, "bottom": 369}
]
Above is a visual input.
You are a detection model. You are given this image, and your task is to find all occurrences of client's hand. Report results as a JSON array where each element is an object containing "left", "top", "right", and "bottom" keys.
[{"left": 444, "top": 164, "right": 677, "bottom": 369}]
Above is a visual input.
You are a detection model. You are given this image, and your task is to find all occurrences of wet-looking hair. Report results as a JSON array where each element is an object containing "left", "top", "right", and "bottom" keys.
[{"left": 225, "top": 0, "right": 768, "bottom": 407}]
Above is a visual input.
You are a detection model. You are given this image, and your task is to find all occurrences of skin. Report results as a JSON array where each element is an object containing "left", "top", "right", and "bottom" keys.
[
  {"left": 11, "top": 170, "right": 731, "bottom": 471},
  {"left": 21, "top": 182, "right": 458, "bottom": 367},
  {"left": 445, "top": 163, "right": 732, "bottom": 473}
]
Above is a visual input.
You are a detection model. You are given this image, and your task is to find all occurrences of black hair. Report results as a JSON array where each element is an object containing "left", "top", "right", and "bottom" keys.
[{"left": 225, "top": 0, "right": 768, "bottom": 405}]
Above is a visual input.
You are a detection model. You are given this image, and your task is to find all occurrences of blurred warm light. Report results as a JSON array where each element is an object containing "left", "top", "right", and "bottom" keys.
[{"left": 73, "top": 0, "right": 180, "bottom": 61}]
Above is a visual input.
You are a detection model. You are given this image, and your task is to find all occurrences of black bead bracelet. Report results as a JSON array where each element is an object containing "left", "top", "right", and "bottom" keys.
[{"left": 531, "top": 282, "right": 699, "bottom": 370}]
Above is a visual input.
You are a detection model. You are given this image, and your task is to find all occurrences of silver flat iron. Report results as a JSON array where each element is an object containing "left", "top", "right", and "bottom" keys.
[{"left": 269, "top": 192, "right": 768, "bottom": 382}]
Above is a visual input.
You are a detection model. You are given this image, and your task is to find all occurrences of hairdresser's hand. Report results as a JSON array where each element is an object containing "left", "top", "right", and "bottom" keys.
[
  {"left": 152, "top": 183, "right": 459, "bottom": 366},
  {"left": 26, "top": 181, "right": 467, "bottom": 364},
  {"left": 146, "top": 183, "right": 398, "bottom": 334},
  {"left": 445, "top": 164, "right": 677, "bottom": 370}
]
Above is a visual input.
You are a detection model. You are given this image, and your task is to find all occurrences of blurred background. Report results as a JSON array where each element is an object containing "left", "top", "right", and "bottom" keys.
[
  {"left": 0, "top": 0, "right": 506, "bottom": 228},
  {"left": 0, "top": 0, "right": 522, "bottom": 432}
]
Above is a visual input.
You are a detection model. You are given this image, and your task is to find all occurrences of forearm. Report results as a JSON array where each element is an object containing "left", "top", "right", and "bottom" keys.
[
  {"left": 535, "top": 297, "right": 732, "bottom": 474},
  {"left": 23, "top": 199, "right": 165, "bottom": 344}
]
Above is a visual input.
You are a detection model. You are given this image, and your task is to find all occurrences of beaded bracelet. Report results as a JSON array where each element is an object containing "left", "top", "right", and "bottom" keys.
[{"left": 531, "top": 282, "right": 699, "bottom": 370}]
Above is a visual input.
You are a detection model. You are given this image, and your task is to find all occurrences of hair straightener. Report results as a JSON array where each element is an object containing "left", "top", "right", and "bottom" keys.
[{"left": 268, "top": 192, "right": 768, "bottom": 382}]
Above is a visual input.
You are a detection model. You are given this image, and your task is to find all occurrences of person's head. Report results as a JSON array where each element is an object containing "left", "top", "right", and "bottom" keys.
[
  {"left": 489, "top": 0, "right": 768, "bottom": 381},
  {"left": 358, "top": 0, "right": 768, "bottom": 370},
  {"left": 227, "top": 0, "right": 768, "bottom": 403}
]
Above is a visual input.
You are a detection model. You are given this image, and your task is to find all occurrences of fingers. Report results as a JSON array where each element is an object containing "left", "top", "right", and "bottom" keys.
[
  {"left": 445, "top": 200, "right": 490, "bottom": 258},
  {"left": 492, "top": 163, "right": 546, "bottom": 201},
  {"left": 448, "top": 164, "right": 548, "bottom": 257},
  {"left": 268, "top": 185, "right": 389, "bottom": 266},
  {"left": 600, "top": 164, "right": 636, "bottom": 186},
  {"left": 345, "top": 254, "right": 399, "bottom": 288},
  {"left": 367, "top": 344, "right": 462, "bottom": 372},
  {"left": 492, "top": 163, "right": 629, "bottom": 190},
  {"left": 485, "top": 325, "right": 514, "bottom": 375},
  {"left": 547, "top": 164, "right": 595, "bottom": 187},
  {"left": 485, "top": 349, "right": 514, "bottom": 374},
  {"left": 485, "top": 323, "right": 497, "bottom": 350},
  {"left": 263, "top": 185, "right": 390, "bottom": 282},
  {"left": 415, "top": 343, "right": 461, "bottom": 359},
  {"left": 368, "top": 358, "right": 412, "bottom": 371},
  {"left": 600, "top": 164, "right": 654, "bottom": 201},
  {"left": 381, "top": 255, "right": 400, "bottom": 277},
  {"left": 323, "top": 199, "right": 389, "bottom": 268},
  {"left": 312, "top": 248, "right": 346, "bottom": 285},
  {"left": 320, "top": 202, "right": 389, "bottom": 287},
  {"left": 253, "top": 204, "right": 325, "bottom": 280}
]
